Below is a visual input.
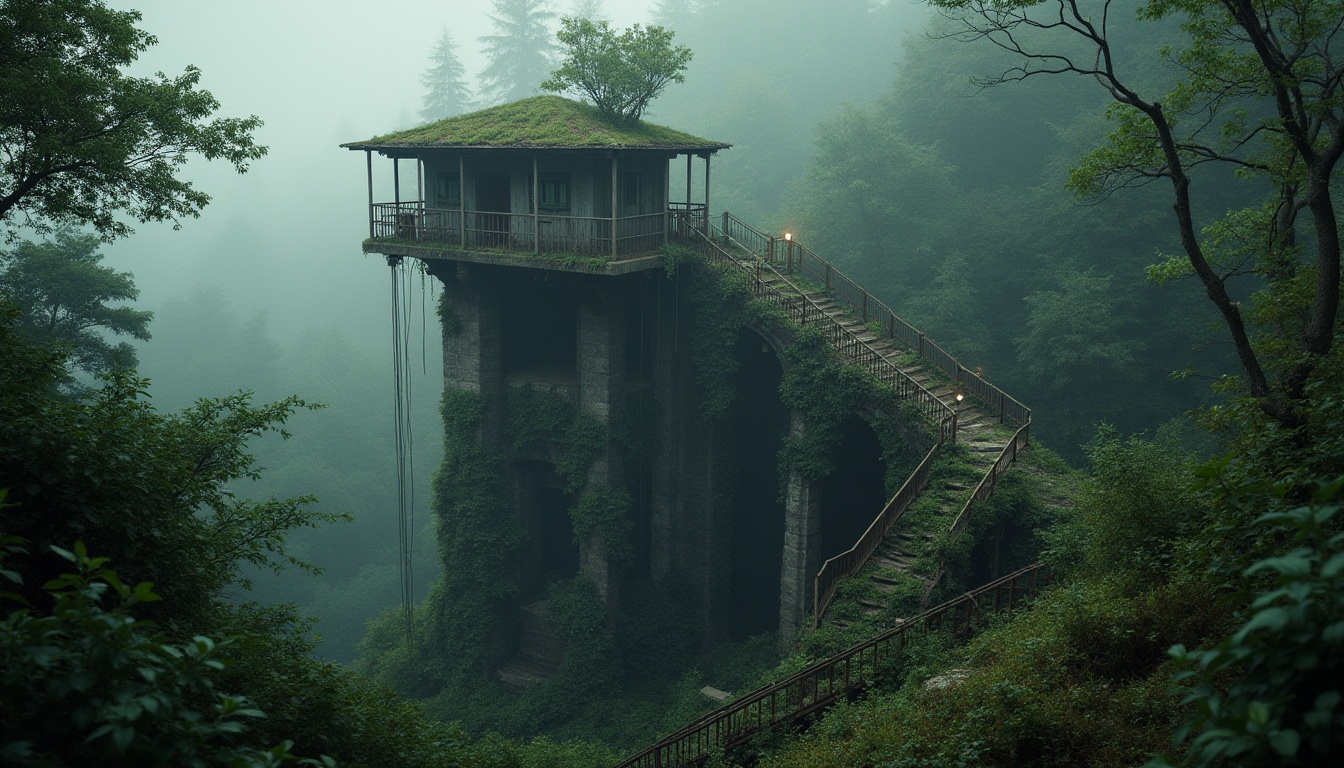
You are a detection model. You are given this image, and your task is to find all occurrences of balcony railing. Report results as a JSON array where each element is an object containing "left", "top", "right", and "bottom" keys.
[{"left": 370, "top": 201, "right": 709, "bottom": 258}]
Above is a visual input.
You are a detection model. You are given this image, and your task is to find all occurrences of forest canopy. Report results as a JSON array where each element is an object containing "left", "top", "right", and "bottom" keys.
[{"left": 0, "top": 0, "right": 266, "bottom": 241}]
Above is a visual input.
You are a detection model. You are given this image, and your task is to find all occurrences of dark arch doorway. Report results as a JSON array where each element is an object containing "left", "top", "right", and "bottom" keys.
[
  {"left": 516, "top": 461, "right": 580, "bottom": 601},
  {"left": 820, "top": 415, "right": 887, "bottom": 563},
  {"left": 727, "top": 331, "right": 788, "bottom": 640}
]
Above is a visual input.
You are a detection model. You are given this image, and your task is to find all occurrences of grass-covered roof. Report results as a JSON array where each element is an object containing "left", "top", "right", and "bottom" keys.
[{"left": 342, "top": 95, "right": 730, "bottom": 152}]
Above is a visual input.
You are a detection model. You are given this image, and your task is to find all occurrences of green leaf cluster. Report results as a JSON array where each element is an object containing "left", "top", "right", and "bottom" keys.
[
  {"left": 0, "top": 538, "right": 320, "bottom": 768},
  {"left": 542, "top": 17, "right": 692, "bottom": 126},
  {"left": 0, "top": 0, "right": 266, "bottom": 241},
  {"left": 0, "top": 228, "right": 152, "bottom": 381},
  {"left": 1157, "top": 493, "right": 1344, "bottom": 766}
]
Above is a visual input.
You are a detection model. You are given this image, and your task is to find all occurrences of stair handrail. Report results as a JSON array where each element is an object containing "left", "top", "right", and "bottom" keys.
[
  {"left": 679, "top": 220, "right": 958, "bottom": 432},
  {"left": 612, "top": 563, "right": 1052, "bottom": 768},
  {"left": 714, "top": 213, "right": 1035, "bottom": 616},
  {"left": 682, "top": 220, "right": 957, "bottom": 623},
  {"left": 722, "top": 213, "right": 1031, "bottom": 426},
  {"left": 811, "top": 440, "right": 940, "bottom": 629},
  {"left": 678, "top": 214, "right": 1033, "bottom": 626}
]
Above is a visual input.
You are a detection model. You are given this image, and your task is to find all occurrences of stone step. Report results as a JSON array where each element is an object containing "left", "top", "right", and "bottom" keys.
[
  {"left": 496, "top": 658, "right": 554, "bottom": 691},
  {"left": 499, "top": 600, "right": 565, "bottom": 688}
]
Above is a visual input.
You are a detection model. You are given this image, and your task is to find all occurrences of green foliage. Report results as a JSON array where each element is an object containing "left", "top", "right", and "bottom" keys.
[
  {"left": 761, "top": 568, "right": 1230, "bottom": 768},
  {"left": 532, "top": 578, "right": 619, "bottom": 721},
  {"left": 677, "top": 248, "right": 768, "bottom": 419},
  {"left": 0, "top": 229, "right": 152, "bottom": 379},
  {"left": 357, "top": 95, "right": 725, "bottom": 150},
  {"left": 569, "top": 487, "right": 633, "bottom": 565},
  {"left": 429, "top": 388, "right": 521, "bottom": 676},
  {"left": 1016, "top": 268, "right": 1142, "bottom": 392},
  {"left": 543, "top": 17, "right": 692, "bottom": 125},
  {"left": 1044, "top": 427, "right": 1204, "bottom": 581},
  {"left": 504, "top": 386, "right": 631, "bottom": 562},
  {"left": 778, "top": 325, "right": 871, "bottom": 481},
  {"left": 0, "top": 310, "right": 339, "bottom": 631},
  {"left": 0, "top": 539, "right": 317, "bottom": 768},
  {"left": 216, "top": 599, "right": 474, "bottom": 768},
  {"left": 0, "top": 0, "right": 266, "bottom": 241},
  {"left": 1157, "top": 493, "right": 1344, "bottom": 767}
]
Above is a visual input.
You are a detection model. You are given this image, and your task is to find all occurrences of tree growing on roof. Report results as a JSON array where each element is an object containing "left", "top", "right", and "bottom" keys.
[{"left": 542, "top": 16, "right": 692, "bottom": 126}]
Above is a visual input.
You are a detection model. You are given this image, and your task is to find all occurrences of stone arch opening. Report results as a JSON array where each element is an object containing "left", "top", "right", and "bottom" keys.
[
  {"left": 727, "top": 329, "right": 788, "bottom": 641},
  {"left": 516, "top": 460, "right": 581, "bottom": 601},
  {"left": 820, "top": 415, "right": 887, "bottom": 563}
]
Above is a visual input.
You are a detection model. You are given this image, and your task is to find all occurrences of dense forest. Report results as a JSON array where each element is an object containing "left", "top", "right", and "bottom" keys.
[{"left": 3, "top": 0, "right": 1341, "bottom": 766}]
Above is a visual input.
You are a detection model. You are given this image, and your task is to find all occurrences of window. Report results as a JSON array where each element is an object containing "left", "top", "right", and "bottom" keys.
[
  {"left": 535, "top": 174, "right": 570, "bottom": 211},
  {"left": 623, "top": 172, "right": 641, "bottom": 209},
  {"left": 434, "top": 175, "right": 461, "bottom": 206}
]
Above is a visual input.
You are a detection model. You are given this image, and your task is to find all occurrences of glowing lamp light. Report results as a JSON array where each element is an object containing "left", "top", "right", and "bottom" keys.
[
  {"left": 784, "top": 232, "right": 793, "bottom": 241},
  {"left": 954, "top": 392, "right": 965, "bottom": 403}
]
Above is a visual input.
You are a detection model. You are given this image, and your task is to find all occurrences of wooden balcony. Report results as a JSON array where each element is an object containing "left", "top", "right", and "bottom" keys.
[{"left": 367, "top": 201, "right": 709, "bottom": 261}]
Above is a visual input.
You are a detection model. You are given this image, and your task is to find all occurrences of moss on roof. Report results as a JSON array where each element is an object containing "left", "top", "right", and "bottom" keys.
[{"left": 342, "top": 95, "right": 730, "bottom": 152}]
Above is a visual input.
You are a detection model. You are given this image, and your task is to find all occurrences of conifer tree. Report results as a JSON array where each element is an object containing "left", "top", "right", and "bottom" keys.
[
  {"left": 478, "top": 0, "right": 557, "bottom": 105},
  {"left": 568, "top": 0, "right": 607, "bottom": 23},
  {"left": 418, "top": 29, "right": 470, "bottom": 122},
  {"left": 649, "top": 0, "right": 696, "bottom": 28}
]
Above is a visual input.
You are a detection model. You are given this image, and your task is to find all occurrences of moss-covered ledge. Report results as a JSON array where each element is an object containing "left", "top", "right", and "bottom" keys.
[{"left": 362, "top": 238, "right": 664, "bottom": 275}]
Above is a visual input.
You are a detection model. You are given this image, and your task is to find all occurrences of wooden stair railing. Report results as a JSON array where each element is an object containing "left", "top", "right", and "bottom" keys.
[
  {"left": 612, "top": 563, "right": 1052, "bottom": 768},
  {"left": 683, "top": 214, "right": 1033, "bottom": 622}
]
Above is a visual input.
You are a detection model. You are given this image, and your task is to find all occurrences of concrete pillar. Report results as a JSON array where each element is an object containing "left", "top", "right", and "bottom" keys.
[
  {"left": 577, "top": 294, "right": 625, "bottom": 420},
  {"left": 649, "top": 277, "right": 730, "bottom": 646},
  {"left": 779, "top": 409, "right": 823, "bottom": 646},
  {"left": 436, "top": 264, "right": 503, "bottom": 442},
  {"left": 575, "top": 292, "right": 627, "bottom": 603}
]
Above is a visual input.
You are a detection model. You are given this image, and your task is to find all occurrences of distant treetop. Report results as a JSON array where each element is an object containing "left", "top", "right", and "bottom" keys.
[
  {"left": 419, "top": 28, "right": 472, "bottom": 122},
  {"left": 478, "top": 0, "right": 558, "bottom": 105}
]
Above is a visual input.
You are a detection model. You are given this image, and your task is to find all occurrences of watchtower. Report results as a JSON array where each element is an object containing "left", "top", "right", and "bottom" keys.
[{"left": 347, "top": 97, "right": 813, "bottom": 656}]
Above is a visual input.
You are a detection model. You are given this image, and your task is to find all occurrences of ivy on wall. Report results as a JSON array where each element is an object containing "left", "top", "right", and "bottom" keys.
[
  {"left": 504, "top": 386, "right": 633, "bottom": 565},
  {"left": 777, "top": 325, "right": 872, "bottom": 482},
  {"left": 429, "top": 388, "right": 522, "bottom": 677}
]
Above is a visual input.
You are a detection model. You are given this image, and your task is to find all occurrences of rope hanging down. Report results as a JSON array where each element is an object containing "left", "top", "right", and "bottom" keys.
[{"left": 388, "top": 255, "right": 417, "bottom": 647}]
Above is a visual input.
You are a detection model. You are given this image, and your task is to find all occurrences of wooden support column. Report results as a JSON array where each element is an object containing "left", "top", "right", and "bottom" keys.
[
  {"left": 664, "top": 156, "right": 672, "bottom": 244},
  {"left": 685, "top": 153, "right": 692, "bottom": 205},
  {"left": 532, "top": 154, "right": 539, "bottom": 254},
  {"left": 704, "top": 154, "right": 711, "bottom": 218},
  {"left": 611, "top": 153, "right": 619, "bottom": 259},
  {"left": 393, "top": 158, "right": 402, "bottom": 239},
  {"left": 416, "top": 160, "right": 423, "bottom": 208},
  {"left": 365, "top": 150, "right": 373, "bottom": 239},
  {"left": 459, "top": 155, "right": 466, "bottom": 247}
]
